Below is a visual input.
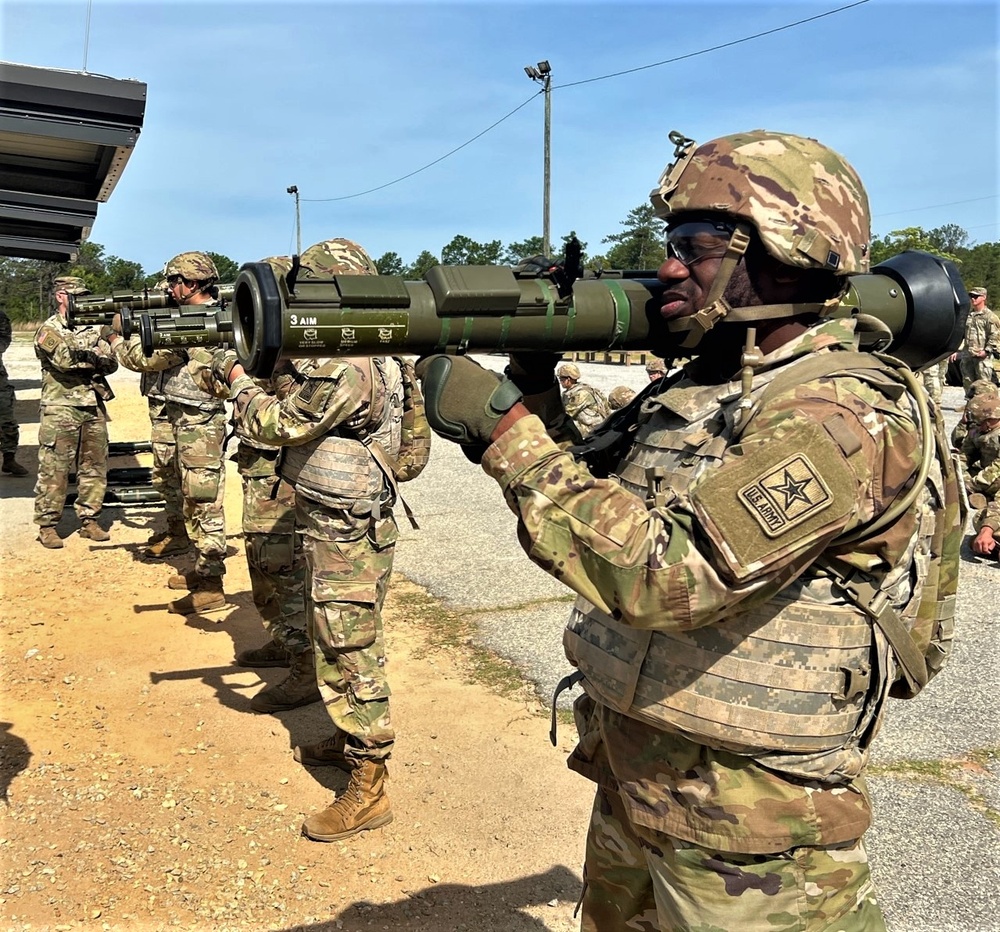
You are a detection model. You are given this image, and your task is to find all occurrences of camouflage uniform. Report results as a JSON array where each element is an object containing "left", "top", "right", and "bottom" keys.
[
  {"left": 33, "top": 302, "right": 117, "bottom": 528},
  {"left": 485, "top": 317, "right": 957, "bottom": 930},
  {"left": 234, "top": 387, "right": 308, "bottom": 654},
  {"left": 111, "top": 336, "right": 186, "bottom": 527},
  {"left": 958, "top": 299, "right": 1000, "bottom": 392},
  {"left": 231, "top": 354, "right": 399, "bottom": 760},
  {"left": 228, "top": 239, "right": 401, "bottom": 766},
  {"left": 433, "top": 132, "right": 961, "bottom": 930},
  {"left": 951, "top": 379, "right": 999, "bottom": 450},
  {"left": 0, "top": 309, "right": 19, "bottom": 456},
  {"left": 921, "top": 359, "right": 947, "bottom": 404},
  {"left": 960, "top": 403, "right": 1000, "bottom": 499},
  {"left": 112, "top": 333, "right": 227, "bottom": 577},
  {"left": 557, "top": 365, "right": 610, "bottom": 437}
]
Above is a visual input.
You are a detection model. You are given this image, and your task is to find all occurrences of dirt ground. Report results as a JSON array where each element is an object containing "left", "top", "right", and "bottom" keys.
[{"left": 0, "top": 351, "right": 591, "bottom": 931}]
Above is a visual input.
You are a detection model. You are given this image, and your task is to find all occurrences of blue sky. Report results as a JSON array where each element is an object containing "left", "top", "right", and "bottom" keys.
[{"left": 2, "top": 0, "right": 997, "bottom": 275}]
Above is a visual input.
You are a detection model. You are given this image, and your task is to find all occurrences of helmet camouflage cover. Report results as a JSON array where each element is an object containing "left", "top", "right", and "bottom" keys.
[
  {"left": 650, "top": 130, "right": 871, "bottom": 274},
  {"left": 260, "top": 255, "right": 294, "bottom": 278},
  {"left": 608, "top": 385, "right": 637, "bottom": 409},
  {"left": 968, "top": 379, "right": 998, "bottom": 399},
  {"left": 164, "top": 251, "right": 219, "bottom": 282},
  {"left": 557, "top": 362, "right": 581, "bottom": 381},
  {"left": 967, "top": 394, "right": 1000, "bottom": 424},
  {"left": 299, "top": 238, "right": 378, "bottom": 278},
  {"left": 645, "top": 358, "right": 667, "bottom": 374},
  {"left": 52, "top": 275, "right": 90, "bottom": 295}
]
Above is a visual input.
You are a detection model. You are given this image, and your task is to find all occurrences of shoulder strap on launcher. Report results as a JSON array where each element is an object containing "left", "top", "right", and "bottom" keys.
[{"left": 738, "top": 350, "right": 959, "bottom": 699}]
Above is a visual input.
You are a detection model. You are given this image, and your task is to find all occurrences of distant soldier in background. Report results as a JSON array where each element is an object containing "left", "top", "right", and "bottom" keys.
[
  {"left": 0, "top": 307, "right": 29, "bottom": 476},
  {"left": 607, "top": 385, "right": 636, "bottom": 410},
  {"left": 951, "top": 286, "right": 999, "bottom": 394},
  {"left": 950, "top": 379, "right": 998, "bottom": 451},
  {"left": 645, "top": 357, "right": 667, "bottom": 382},
  {"left": 33, "top": 276, "right": 117, "bottom": 548},
  {"left": 921, "top": 358, "right": 949, "bottom": 406},
  {"left": 556, "top": 362, "right": 610, "bottom": 437},
  {"left": 961, "top": 395, "right": 1000, "bottom": 562}
]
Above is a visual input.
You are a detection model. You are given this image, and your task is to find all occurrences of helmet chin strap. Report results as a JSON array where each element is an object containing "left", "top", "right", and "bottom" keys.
[{"left": 667, "top": 224, "right": 840, "bottom": 351}]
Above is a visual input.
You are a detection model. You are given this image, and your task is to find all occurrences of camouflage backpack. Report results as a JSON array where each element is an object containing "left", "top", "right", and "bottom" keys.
[{"left": 367, "top": 356, "right": 431, "bottom": 484}]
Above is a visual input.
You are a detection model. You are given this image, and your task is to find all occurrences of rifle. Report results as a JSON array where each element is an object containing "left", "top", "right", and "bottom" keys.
[{"left": 67, "top": 284, "right": 234, "bottom": 332}]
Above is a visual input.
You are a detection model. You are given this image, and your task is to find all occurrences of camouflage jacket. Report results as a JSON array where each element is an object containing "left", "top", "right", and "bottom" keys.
[
  {"left": 961, "top": 425, "right": 1000, "bottom": 497},
  {"left": 110, "top": 334, "right": 221, "bottom": 410},
  {"left": 962, "top": 306, "right": 1000, "bottom": 357},
  {"left": 482, "top": 317, "right": 956, "bottom": 853},
  {"left": 34, "top": 313, "right": 118, "bottom": 407},
  {"left": 562, "top": 382, "right": 610, "bottom": 437},
  {"left": 230, "top": 357, "right": 388, "bottom": 509}
]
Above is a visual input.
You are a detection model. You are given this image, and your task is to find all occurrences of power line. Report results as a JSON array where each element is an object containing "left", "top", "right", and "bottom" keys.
[
  {"left": 302, "top": 0, "right": 869, "bottom": 203},
  {"left": 873, "top": 194, "right": 999, "bottom": 219},
  {"left": 557, "top": 0, "right": 871, "bottom": 89},
  {"left": 302, "top": 94, "right": 540, "bottom": 203}
]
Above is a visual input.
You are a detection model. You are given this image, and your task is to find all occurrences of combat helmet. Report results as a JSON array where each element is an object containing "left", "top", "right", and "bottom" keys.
[
  {"left": 260, "top": 255, "right": 294, "bottom": 278},
  {"left": 556, "top": 362, "right": 581, "bottom": 382},
  {"left": 970, "top": 395, "right": 1000, "bottom": 425},
  {"left": 645, "top": 358, "right": 667, "bottom": 375},
  {"left": 649, "top": 130, "right": 870, "bottom": 349},
  {"left": 968, "top": 379, "right": 998, "bottom": 399},
  {"left": 299, "top": 238, "right": 378, "bottom": 278},
  {"left": 608, "top": 385, "right": 637, "bottom": 409},
  {"left": 164, "top": 251, "right": 219, "bottom": 284}
]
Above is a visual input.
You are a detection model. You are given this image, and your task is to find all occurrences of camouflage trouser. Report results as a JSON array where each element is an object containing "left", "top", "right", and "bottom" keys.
[
  {"left": 165, "top": 401, "right": 226, "bottom": 577},
  {"left": 921, "top": 360, "right": 947, "bottom": 404},
  {"left": 960, "top": 354, "right": 998, "bottom": 394},
  {"left": 0, "top": 364, "right": 19, "bottom": 454},
  {"left": 296, "top": 495, "right": 397, "bottom": 762},
  {"left": 33, "top": 404, "right": 108, "bottom": 526},
  {"left": 580, "top": 784, "right": 886, "bottom": 932},
  {"left": 238, "top": 444, "right": 307, "bottom": 652},
  {"left": 148, "top": 397, "right": 183, "bottom": 526}
]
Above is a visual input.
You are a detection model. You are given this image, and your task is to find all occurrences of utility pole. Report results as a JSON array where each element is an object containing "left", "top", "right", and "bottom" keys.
[
  {"left": 523, "top": 60, "right": 552, "bottom": 257},
  {"left": 286, "top": 185, "right": 301, "bottom": 255}
]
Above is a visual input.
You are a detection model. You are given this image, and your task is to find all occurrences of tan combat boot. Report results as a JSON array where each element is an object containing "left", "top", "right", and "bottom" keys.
[
  {"left": 293, "top": 732, "right": 351, "bottom": 771},
  {"left": 236, "top": 639, "right": 290, "bottom": 668},
  {"left": 167, "top": 571, "right": 202, "bottom": 590},
  {"left": 167, "top": 576, "right": 226, "bottom": 615},
  {"left": 79, "top": 520, "right": 110, "bottom": 541},
  {"left": 302, "top": 760, "right": 393, "bottom": 842},
  {"left": 37, "top": 527, "right": 63, "bottom": 549},
  {"left": 250, "top": 650, "right": 321, "bottom": 713},
  {"left": 2, "top": 453, "right": 28, "bottom": 476},
  {"left": 145, "top": 520, "right": 191, "bottom": 558}
]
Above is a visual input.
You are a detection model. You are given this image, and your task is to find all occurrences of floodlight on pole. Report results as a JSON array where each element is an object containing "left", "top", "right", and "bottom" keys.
[
  {"left": 524, "top": 59, "right": 552, "bottom": 258},
  {"left": 286, "top": 185, "right": 301, "bottom": 256}
]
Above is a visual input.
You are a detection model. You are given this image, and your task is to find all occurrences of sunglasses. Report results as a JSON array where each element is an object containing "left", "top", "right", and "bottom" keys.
[{"left": 664, "top": 220, "right": 736, "bottom": 266}]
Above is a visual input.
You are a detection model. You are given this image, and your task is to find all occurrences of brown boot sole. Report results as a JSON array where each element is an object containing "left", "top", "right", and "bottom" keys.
[
  {"left": 302, "top": 811, "right": 393, "bottom": 842},
  {"left": 166, "top": 596, "right": 230, "bottom": 616}
]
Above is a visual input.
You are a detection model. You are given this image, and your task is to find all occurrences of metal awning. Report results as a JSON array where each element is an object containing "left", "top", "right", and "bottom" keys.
[{"left": 0, "top": 60, "right": 146, "bottom": 261}]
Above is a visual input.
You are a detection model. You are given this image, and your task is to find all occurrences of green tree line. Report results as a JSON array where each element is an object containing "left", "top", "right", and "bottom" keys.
[{"left": 1, "top": 206, "right": 996, "bottom": 323}]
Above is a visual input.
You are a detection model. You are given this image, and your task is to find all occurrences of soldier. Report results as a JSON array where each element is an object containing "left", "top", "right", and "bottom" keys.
[
  {"left": 951, "top": 378, "right": 998, "bottom": 450},
  {"left": 962, "top": 396, "right": 1000, "bottom": 562},
  {"left": 950, "top": 286, "right": 999, "bottom": 394},
  {"left": 106, "top": 293, "right": 189, "bottom": 559},
  {"left": 214, "top": 255, "right": 313, "bottom": 713},
  {"left": 197, "top": 239, "right": 404, "bottom": 842},
  {"left": 104, "top": 253, "right": 229, "bottom": 613},
  {"left": 556, "top": 362, "right": 610, "bottom": 436},
  {"left": 644, "top": 357, "right": 667, "bottom": 382},
  {"left": 607, "top": 385, "right": 636, "bottom": 410},
  {"left": 0, "top": 307, "right": 28, "bottom": 476},
  {"left": 417, "top": 131, "right": 960, "bottom": 930},
  {"left": 33, "top": 276, "right": 117, "bottom": 548}
]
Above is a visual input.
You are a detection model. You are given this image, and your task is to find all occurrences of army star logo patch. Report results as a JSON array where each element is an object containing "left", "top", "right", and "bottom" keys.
[{"left": 737, "top": 454, "right": 833, "bottom": 538}]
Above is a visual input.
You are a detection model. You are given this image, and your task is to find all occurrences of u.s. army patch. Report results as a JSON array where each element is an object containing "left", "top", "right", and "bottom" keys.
[{"left": 738, "top": 453, "right": 833, "bottom": 538}]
